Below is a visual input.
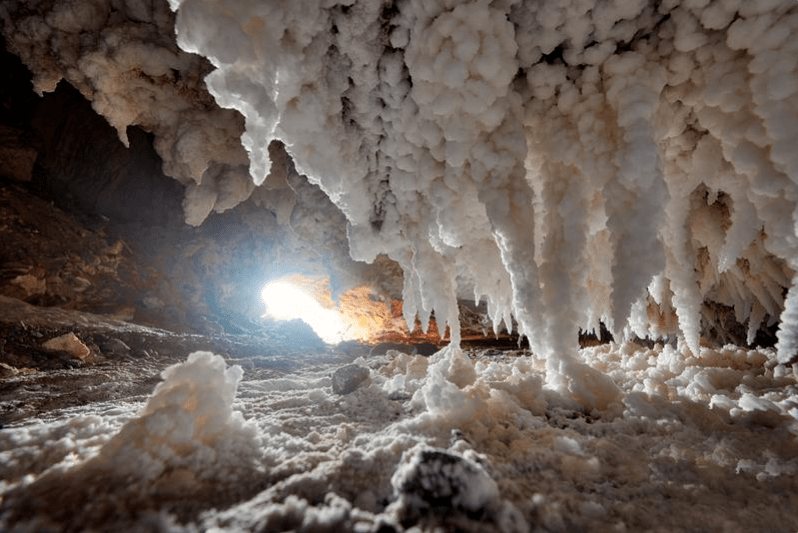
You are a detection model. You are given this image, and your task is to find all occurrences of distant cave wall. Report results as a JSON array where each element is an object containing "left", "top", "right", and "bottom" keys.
[
  {"left": 0, "top": 0, "right": 408, "bottom": 337},
  {"left": 0, "top": 35, "right": 402, "bottom": 335},
  {"left": 28, "top": 84, "right": 395, "bottom": 333}
]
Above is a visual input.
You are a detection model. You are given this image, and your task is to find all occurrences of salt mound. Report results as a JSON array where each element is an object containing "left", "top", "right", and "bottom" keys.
[
  {"left": 98, "top": 350, "right": 259, "bottom": 481},
  {"left": 0, "top": 351, "right": 262, "bottom": 531}
]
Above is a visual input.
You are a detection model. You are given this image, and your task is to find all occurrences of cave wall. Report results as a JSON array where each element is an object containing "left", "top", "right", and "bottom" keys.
[
  {"left": 31, "top": 81, "right": 185, "bottom": 227},
  {"left": 0, "top": 36, "right": 402, "bottom": 335}
]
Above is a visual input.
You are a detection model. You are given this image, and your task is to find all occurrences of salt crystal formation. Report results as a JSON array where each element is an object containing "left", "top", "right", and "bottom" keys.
[
  {"left": 96, "top": 350, "right": 260, "bottom": 481},
  {"left": 3, "top": 0, "right": 798, "bottom": 389},
  {"left": 0, "top": 351, "right": 262, "bottom": 530},
  {"left": 167, "top": 0, "right": 798, "bottom": 371}
]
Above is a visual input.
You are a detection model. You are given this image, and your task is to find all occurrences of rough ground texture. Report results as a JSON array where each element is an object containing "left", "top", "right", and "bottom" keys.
[{"left": 1, "top": 297, "right": 796, "bottom": 532}]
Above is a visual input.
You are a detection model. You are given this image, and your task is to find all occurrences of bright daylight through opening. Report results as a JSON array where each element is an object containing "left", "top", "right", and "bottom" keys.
[{"left": 260, "top": 278, "right": 352, "bottom": 344}]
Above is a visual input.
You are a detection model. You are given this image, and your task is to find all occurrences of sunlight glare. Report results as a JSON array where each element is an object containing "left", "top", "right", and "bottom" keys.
[{"left": 260, "top": 280, "right": 352, "bottom": 344}]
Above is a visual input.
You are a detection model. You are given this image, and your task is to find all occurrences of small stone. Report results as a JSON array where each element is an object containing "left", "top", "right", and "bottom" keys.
[
  {"left": 70, "top": 276, "right": 92, "bottom": 292},
  {"left": 42, "top": 332, "right": 91, "bottom": 360},
  {"left": 98, "top": 338, "right": 130, "bottom": 355},
  {"left": 392, "top": 448, "right": 499, "bottom": 523},
  {"left": 331, "top": 364, "right": 370, "bottom": 395}
]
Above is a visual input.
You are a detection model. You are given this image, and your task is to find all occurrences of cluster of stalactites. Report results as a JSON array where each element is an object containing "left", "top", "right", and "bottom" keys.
[
  {"left": 5, "top": 0, "right": 798, "bottom": 368},
  {"left": 171, "top": 0, "right": 798, "bottom": 365}
]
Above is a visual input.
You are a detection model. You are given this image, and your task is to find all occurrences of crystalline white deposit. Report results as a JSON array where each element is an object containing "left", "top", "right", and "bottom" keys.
[
  {"left": 1, "top": 344, "right": 796, "bottom": 532},
  {"left": 159, "top": 0, "right": 798, "bottom": 385},
  {"left": 3, "top": 0, "right": 798, "bottom": 388}
]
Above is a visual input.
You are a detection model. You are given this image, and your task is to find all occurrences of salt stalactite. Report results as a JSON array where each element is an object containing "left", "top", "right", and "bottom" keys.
[
  {"left": 4, "top": 0, "right": 798, "bottom": 393},
  {"left": 164, "top": 0, "right": 798, "bottom": 387},
  {"left": 0, "top": 0, "right": 255, "bottom": 225},
  {"left": 776, "top": 278, "right": 798, "bottom": 364}
]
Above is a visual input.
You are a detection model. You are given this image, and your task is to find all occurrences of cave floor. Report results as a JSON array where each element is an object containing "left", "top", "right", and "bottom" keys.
[
  {"left": 0, "top": 294, "right": 361, "bottom": 427},
  {"left": 1, "top": 293, "right": 797, "bottom": 532}
]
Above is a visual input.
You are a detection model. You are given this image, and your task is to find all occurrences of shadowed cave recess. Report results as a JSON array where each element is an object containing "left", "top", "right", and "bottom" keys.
[{"left": 0, "top": 1, "right": 797, "bottom": 532}]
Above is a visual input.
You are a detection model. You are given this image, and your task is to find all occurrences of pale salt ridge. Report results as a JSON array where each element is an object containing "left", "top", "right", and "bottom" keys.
[
  {"left": 95, "top": 350, "right": 261, "bottom": 481},
  {"left": 0, "top": 351, "right": 264, "bottom": 531}
]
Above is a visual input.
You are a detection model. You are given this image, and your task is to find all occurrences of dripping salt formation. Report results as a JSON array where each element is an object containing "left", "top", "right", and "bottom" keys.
[
  {"left": 167, "top": 0, "right": 798, "bottom": 395},
  {"left": 2, "top": 0, "right": 797, "bottom": 398}
]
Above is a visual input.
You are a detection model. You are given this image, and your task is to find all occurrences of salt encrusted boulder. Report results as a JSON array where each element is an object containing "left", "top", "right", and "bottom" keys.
[
  {"left": 97, "top": 337, "right": 131, "bottom": 356},
  {"left": 331, "top": 364, "right": 370, "bottom": 395},
  {"left": 391, "top": 447, "right": 500, "bottom": 525}
]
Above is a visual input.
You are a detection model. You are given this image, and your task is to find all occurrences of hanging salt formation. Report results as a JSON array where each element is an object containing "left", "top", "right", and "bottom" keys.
[
  {"left": 167, "top": 0, "right": 798, "bottom": 372},
  {"left": 5, "top": 0, "right": 797, "bottom": 393}
]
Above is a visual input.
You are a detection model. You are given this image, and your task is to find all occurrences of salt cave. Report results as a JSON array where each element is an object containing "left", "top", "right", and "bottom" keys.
[{"left": 0, "top": 0, "right": 797, "bottom": 531}]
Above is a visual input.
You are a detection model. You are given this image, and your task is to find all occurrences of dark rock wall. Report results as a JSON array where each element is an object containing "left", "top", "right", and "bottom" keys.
[
  {"left": 0, "top": 37, "right": 403, "bottom": 337},
  {"left": 32, "top": 80, "right": 185, "bottom": 227}
]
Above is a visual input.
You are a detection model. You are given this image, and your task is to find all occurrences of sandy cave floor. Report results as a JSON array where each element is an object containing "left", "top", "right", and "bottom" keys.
[{"left": 0, "top": 297, "right": 797, "bottom": 532}]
